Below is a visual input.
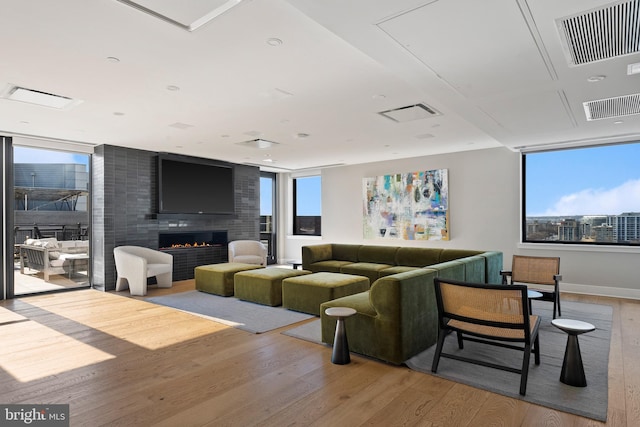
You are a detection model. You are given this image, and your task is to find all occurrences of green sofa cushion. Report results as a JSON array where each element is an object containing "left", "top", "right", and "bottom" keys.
[
  {"left": 340, "top": 262, "right": 392, "bottom": 283},
  {"left": 458, "top": 255, "right": 486, "bottom": 283},
  {"left": 357, "top": 245, "right": 398, "bottom": 264},
  {"left": 479, "top": 251, "right": 504, "bottom": 284},
  {"left": 331, "top": 244, "right": 361, "bottom": 262},
  {"left": 282, "top": 272, "right": 369, "bottom": 315},
  {"left": 395, "top": 247, "right": 442, "bottom": 267},
  {"left": 425, "top": 260, "right": 465, "bottom": 281},
  {"left": 378, "top": 265, "right": 421, "bottom": 277},
  {"left": 307, "top": 260, "right": 354, "bottom": 273},
  {"left": 439, "top": 249, "right": 483, "bottom": 263}
]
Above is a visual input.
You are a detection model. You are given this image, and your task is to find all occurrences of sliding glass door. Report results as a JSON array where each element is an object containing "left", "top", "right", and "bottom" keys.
[{"left": 13, "top": 145, "right": 91, "bottom": 295}]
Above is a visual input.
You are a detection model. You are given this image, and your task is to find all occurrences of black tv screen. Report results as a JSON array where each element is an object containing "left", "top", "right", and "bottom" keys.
[{"left": 158, "top": 155, "right": 235, "bottom": 214}]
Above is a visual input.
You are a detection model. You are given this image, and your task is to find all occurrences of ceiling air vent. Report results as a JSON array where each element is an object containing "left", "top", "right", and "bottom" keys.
[
  {"left": 1, "top": 85, "right": 81, "bottom": 109},
  {"left": 583, "top": 93, "right": 640, "bottom": 120},
  {"left": 558, "top": 0, "right": 640, "bottom": 65},
  {"left": 378, "top": 103, "right": 440, "bottom": 123}
]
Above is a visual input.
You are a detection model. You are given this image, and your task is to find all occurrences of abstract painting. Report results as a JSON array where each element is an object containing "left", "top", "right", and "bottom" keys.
[{"left": 363, "top": 169, "right": 449, "bottom": 240}]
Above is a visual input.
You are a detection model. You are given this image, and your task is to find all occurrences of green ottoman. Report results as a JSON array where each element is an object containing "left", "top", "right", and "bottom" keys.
[
  {"left": 195, "top": 263, "right": 263, "bottom": 296},
  {"left": 234, "top": 267, "right": 312, "bottom": 306},
  {"left": 282, "top": 272, "right": 370, "bottom": 316}
]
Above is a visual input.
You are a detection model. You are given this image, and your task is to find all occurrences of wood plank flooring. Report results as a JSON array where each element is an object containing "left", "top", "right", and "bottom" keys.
[{"left": 0, "top": 281, "right": 638, "bottom": 426}]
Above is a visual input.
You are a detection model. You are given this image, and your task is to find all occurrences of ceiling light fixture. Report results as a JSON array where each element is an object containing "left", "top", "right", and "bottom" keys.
[
  {"left": 166, "top": 85, "right": 180, "bottom": 91},
  {"left": 628, "top": 62, "right": 640, "bottom": 75},
  {"left": 587, "top": 75, "right": 606, "bottom": 82},
  {"left": 266, "top": 38, "right": 283, "bottom": 46},
  {"left": 235, "top": 138, "right": 279, "bottom": 149},
  {"left": 106, "top": 56, "right": 120, "bottom": 63}
]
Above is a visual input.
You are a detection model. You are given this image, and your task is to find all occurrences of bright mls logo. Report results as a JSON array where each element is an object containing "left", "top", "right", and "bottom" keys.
[{"left": 0, "top": 405, "right": 69, "bottom": 426}]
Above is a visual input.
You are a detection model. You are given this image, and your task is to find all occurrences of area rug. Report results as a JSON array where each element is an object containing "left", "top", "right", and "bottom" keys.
[
  {"left": 406, "top": 301, "right": 612, "bottom": 421},
  {"left": 282, "top": 301, "right": 612, "bottom": 422},
  {"left": 283, "top": 319, "right": 323, "bottom": 344},
  {"left": 145, "top": 291, "right": 313, "bottom": 334}
]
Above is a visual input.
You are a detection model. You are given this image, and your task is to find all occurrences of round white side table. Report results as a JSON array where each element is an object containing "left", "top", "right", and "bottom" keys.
[
  {"left": 325, "top": 307, "right": 357, "bottom": 365},
  {"left": 551, "top": 318, "right": 596, "bottom": 387}
]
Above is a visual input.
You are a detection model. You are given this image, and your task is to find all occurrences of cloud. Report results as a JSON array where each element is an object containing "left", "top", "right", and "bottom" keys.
[{"left": 538, "top": 179, "right": 640, "bottom": 216}]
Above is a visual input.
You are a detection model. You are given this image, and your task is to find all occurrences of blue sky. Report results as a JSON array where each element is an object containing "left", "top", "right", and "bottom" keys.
[
  {"left": 14, "top": 146, "right": 89, "bottom": 166},
  {"left": 261, "top": 176, "right": 321, "bottom": 216},
  {"left": 526, "top": 143, "right": 640, "bottom": 216}
]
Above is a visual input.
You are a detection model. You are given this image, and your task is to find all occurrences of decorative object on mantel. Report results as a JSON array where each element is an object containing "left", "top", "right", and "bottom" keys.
[{"left": 363, "top": 169, "right": 449, "bottom": 240}]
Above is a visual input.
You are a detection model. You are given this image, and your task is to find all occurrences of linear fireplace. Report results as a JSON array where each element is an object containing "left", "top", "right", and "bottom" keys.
[
  {"left": 159, "top": 230, "right": 228, "bottom": 280},
  {"left": 159, "top": 230, "right": 227, "bottom": 249}
]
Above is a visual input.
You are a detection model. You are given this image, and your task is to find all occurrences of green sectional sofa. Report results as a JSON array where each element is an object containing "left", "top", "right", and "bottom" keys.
[{"left": 303, "top": 243, "right": 503, "bottom": 364}]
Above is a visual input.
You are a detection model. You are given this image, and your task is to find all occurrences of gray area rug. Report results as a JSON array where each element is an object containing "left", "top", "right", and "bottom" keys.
[
  {"left": 146, "top": 291, "right": 313, "bottom": 334},
  {"left": 283, "top": 301, "right": 612, "bottom": 422},
  {"left": 407, "top": 300, "right": 612, "bottom": 421},
  {"left": 283, "top": 319, "right": 323, "bottom": 344}
]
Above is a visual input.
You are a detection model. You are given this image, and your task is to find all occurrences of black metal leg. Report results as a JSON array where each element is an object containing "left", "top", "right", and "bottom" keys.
[
  {"left": 331, "top": 318, "right": 350, "bottom": 365},
  {"left": 560, "top": 334, "right": 587, "bottom": 387}
]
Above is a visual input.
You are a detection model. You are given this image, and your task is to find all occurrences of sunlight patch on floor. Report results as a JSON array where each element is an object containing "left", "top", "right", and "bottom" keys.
[{"left": 0, "top": 320, "right": 115, "bottom": 382}]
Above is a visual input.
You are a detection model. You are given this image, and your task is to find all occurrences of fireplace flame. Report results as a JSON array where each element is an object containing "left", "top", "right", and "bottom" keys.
[{"left": 169, "top": 242, "right": 211, "bottom": 248}]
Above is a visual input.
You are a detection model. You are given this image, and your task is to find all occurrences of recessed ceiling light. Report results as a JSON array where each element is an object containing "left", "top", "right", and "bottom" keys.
[
  {"left": 628, "top": 62, "right": 640, "bottom": 75},
  {"left": 295, "top": 133, "right": 310, "bottom": 139},
  {"left": 614, "top": 120, "right": 624, "bottom": 124},
  {"left": 372, "top": 94, "right": 386, "bottom": 100},
  {"left": 166, "top": 85, "right": 180, "bottom": 91},
  {"left": 113, "top": 112, "right": 125, "bottom": 116},
  {"left": 263, "top": 158, "right": 274, "bottom": 162},
  {"left": 587, "top": 75, "right": 606, "bottom": 82},
  {"left": 266, "top": 38, "right": 283, "bottom": 46},
  {"left": 106, "top": 56, "right": 120, "bottom": 63},
  {"left": 235, "top": 139, "right": 279, "bottom": 149}
]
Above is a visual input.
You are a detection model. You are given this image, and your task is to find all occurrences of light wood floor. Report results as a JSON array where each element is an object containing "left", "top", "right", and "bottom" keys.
[{"left": 1, "top": 282, "right": 639, "bottom": 426}]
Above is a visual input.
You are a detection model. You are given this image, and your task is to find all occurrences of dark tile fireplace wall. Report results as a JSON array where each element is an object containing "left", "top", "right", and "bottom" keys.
[{"left": 92, "top": 145, "right": 260, "bottom": 291}]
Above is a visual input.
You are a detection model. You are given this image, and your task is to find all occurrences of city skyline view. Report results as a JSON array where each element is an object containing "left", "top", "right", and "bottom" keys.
[{"left": 526, "top": 142, "right": 640, "bottom": 217}]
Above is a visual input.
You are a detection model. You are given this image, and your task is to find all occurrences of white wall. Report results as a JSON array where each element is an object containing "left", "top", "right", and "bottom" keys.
[{"left": 282, "top": 147, "right": 640, "bottom": 299}]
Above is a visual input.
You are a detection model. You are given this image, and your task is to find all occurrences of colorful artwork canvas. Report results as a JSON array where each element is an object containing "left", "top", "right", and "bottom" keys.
[{"left": 363, "top": 169, "right": 449, "bottom": 240}]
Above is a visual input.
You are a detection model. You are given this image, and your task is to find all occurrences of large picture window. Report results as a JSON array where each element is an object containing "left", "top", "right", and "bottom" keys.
[
  {"left": 523, "top": 142, "right": 640, "bottom": 246},
  {"left": 293, "top": 175, "right": 321, "bottom": 236}
]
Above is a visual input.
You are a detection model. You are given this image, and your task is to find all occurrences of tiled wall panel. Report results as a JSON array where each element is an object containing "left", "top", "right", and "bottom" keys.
[{"left": 92, "top": 145, "right": 259, "bottom": 291}]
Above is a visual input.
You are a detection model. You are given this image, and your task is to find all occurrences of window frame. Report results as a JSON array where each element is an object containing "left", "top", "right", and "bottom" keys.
[
  {"left": 521, "top": 142, "right": 640, "bottom": 248},
  {"left": 292, "top": 175, "right": 322, "bottom": 236}
]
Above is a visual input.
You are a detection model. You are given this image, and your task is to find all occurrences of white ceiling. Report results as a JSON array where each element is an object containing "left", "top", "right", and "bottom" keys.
[{"left": 1, "top": 0, "right": 639, "bottom": 171}]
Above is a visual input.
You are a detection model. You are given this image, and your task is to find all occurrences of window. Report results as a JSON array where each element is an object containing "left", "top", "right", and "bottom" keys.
[
  {"left": 293, "top": 175, "right": 321, "bottom": 236},
  {"left": 523, "top": 142, "right": 640, "bottom": 246}
]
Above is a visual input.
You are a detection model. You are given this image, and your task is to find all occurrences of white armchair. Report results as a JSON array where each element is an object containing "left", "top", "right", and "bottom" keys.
[
  {"left": 228, "top": 240, "right": 268, "bottom": 266},
  {"left": 114, "top": 246, "right": 173, "bottom": 296}
]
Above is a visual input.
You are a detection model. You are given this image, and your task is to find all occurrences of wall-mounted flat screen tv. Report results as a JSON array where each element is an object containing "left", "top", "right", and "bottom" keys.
[{"left": 158, "top": 154, "right": 235, "bottom": 214}]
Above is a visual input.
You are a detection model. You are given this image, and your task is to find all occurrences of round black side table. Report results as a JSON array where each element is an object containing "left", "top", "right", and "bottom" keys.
[
  {"left": 552, "top": 318, "right": 596, "bottom": 387},
  {"left": 325, "top": 307, "right": 357, "bottom": 365}
]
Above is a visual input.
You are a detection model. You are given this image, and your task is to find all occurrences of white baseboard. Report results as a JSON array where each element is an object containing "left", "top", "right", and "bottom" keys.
[{"left": 561, "top": 282, "right": 640, "bottom": 300}]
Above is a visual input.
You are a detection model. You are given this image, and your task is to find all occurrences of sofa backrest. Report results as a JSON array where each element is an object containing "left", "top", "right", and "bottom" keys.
[
  {"left": 331, "top": 244, "right": 361, "bottom": 262},
  {"left": 395, "top": 247, "right": 442, "bottom": 267},
  {"left": 369, "top": 268, "right": 439, "bottom": 363},
  {"left": 439, "top": 249, "right": 484, "bottom": 263},
  {"left": 358, "top": 245, "right": 398, "bottom": 265}
]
